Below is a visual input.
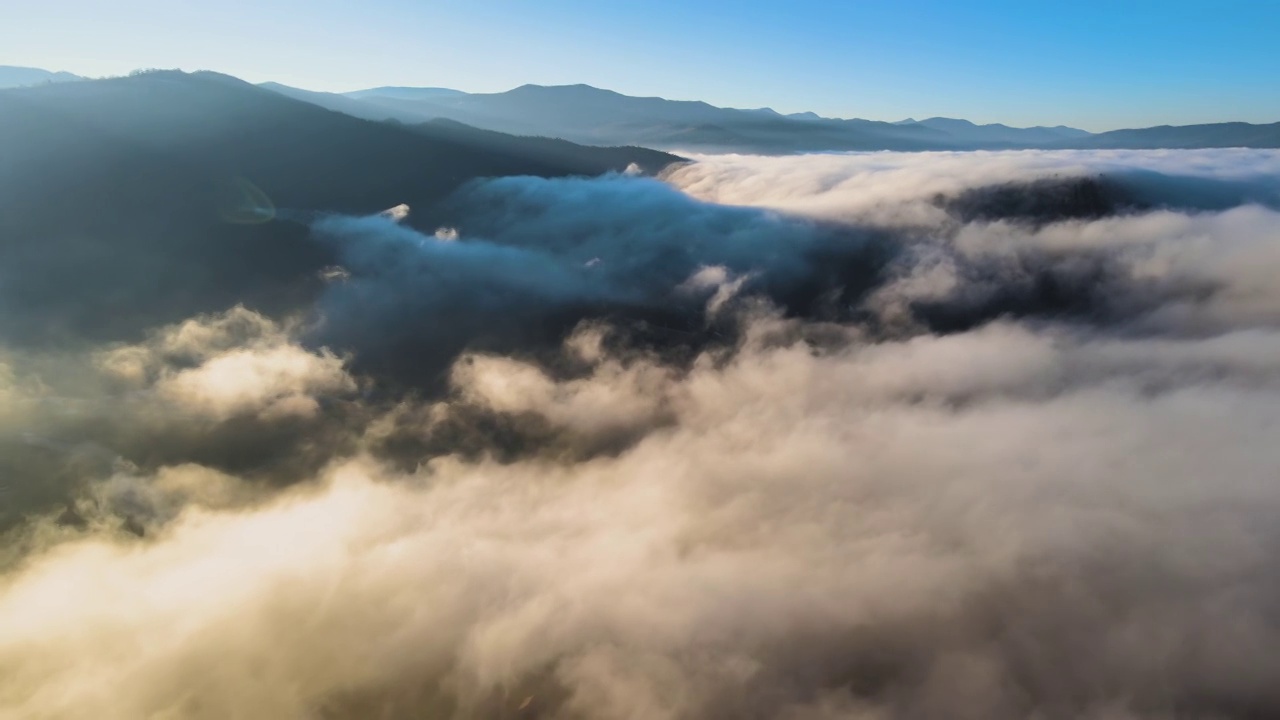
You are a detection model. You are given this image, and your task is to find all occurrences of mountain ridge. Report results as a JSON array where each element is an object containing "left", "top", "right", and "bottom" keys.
[
  {"left": 0, "top": 65, "right": 84, "bottom": 89},
  {"left": 294, "top": 80, "right": 1278, "bottom": 152},
  {"left": 6, "top": 66, "right": 1277, "bottom": 152}
]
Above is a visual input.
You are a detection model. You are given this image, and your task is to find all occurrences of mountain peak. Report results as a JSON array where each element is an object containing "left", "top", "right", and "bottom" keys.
[
  {"left": 508, "top": 83, "right": 616, "bottom": 96},
  {"left": 0, "top": 65, "right": 85, "bottom": 89},
  {"left": 921, "top": 117, "right": 978, "bottom": 128}
]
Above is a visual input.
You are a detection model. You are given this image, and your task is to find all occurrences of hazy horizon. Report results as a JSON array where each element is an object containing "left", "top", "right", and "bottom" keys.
[
  {"left": 8, "top": 65, "right": 1279, "bottom": 134},
  {"left": 4, "top": 0, "right": 1279, "bottom": 132}
]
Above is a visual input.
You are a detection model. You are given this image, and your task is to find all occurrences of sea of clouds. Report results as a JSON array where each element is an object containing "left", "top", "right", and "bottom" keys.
[{"left": 3, "top": 149, "right": 1280, "bottom": 719}]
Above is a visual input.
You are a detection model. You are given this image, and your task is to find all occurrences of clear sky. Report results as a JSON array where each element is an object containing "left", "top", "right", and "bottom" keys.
[{"left": 3, "top": 0, "right": 1278, "bottom": 131}]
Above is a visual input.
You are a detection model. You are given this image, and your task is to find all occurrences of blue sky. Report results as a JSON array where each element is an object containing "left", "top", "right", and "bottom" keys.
[{"left": 3, "top": 0, "right": 1277, "bottom": 131}]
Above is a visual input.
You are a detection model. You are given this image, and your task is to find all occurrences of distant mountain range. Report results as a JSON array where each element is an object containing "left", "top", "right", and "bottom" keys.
[
  {"left": 258, "top": 81, "right": 1087, "bottom": 152},
  {"left": 0, "top": 65, "right": 83, "bottom": 88},
  {"left": 259, "top": 78, "right": 1280, "bottom": 153},
  {"left": 4, "top": 65, "right": 1279, "bottom": 153}
]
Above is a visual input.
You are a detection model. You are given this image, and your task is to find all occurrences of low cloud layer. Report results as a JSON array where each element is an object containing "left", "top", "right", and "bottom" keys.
[{"left": 2, "top": 150, "right": 1280, "bottom": 719}]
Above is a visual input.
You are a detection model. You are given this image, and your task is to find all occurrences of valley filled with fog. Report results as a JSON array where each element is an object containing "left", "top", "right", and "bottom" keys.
[{"left": 3, "top": 131, "right": 1280, "bottom": 717}]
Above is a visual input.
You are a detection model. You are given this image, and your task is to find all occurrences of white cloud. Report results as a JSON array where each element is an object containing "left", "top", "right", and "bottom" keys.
[
  {"left": 665, "top": 149, "right": 1280, "bottom": 225},
  {"left": 98, "top": 307, "right": 355, "bottom": 420},
  {"left": 5, "top": 313, "right": 1280, "bottom": 717},
  {"left": 157, "top": 344, "right": 353, "bottom": 420}
]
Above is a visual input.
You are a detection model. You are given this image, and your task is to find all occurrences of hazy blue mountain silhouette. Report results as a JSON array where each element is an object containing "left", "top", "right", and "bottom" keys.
[
  {"left": 258, "top": 81, "right": 1280, "bottom": 153},
  {"left": 326, "top": 83, "right": 959, "bottom": 151},
  {"left": 258, "top": 81, "right": 440, "bottom": 123},
  {"left": 1065, "top": 122, "right": 1280, "bottom": 149},
  {"left": 9, "top": 67, "right": 1277, "bottom": 151},
  {"left": 0, "top": 71, "right": 680, "bottom": 345},
  {"left": 0, "top": 65, "right": 83, "bottom": 89},
  {"left": 911, "top": 117, "right": 1092, "bottom": 144}
]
